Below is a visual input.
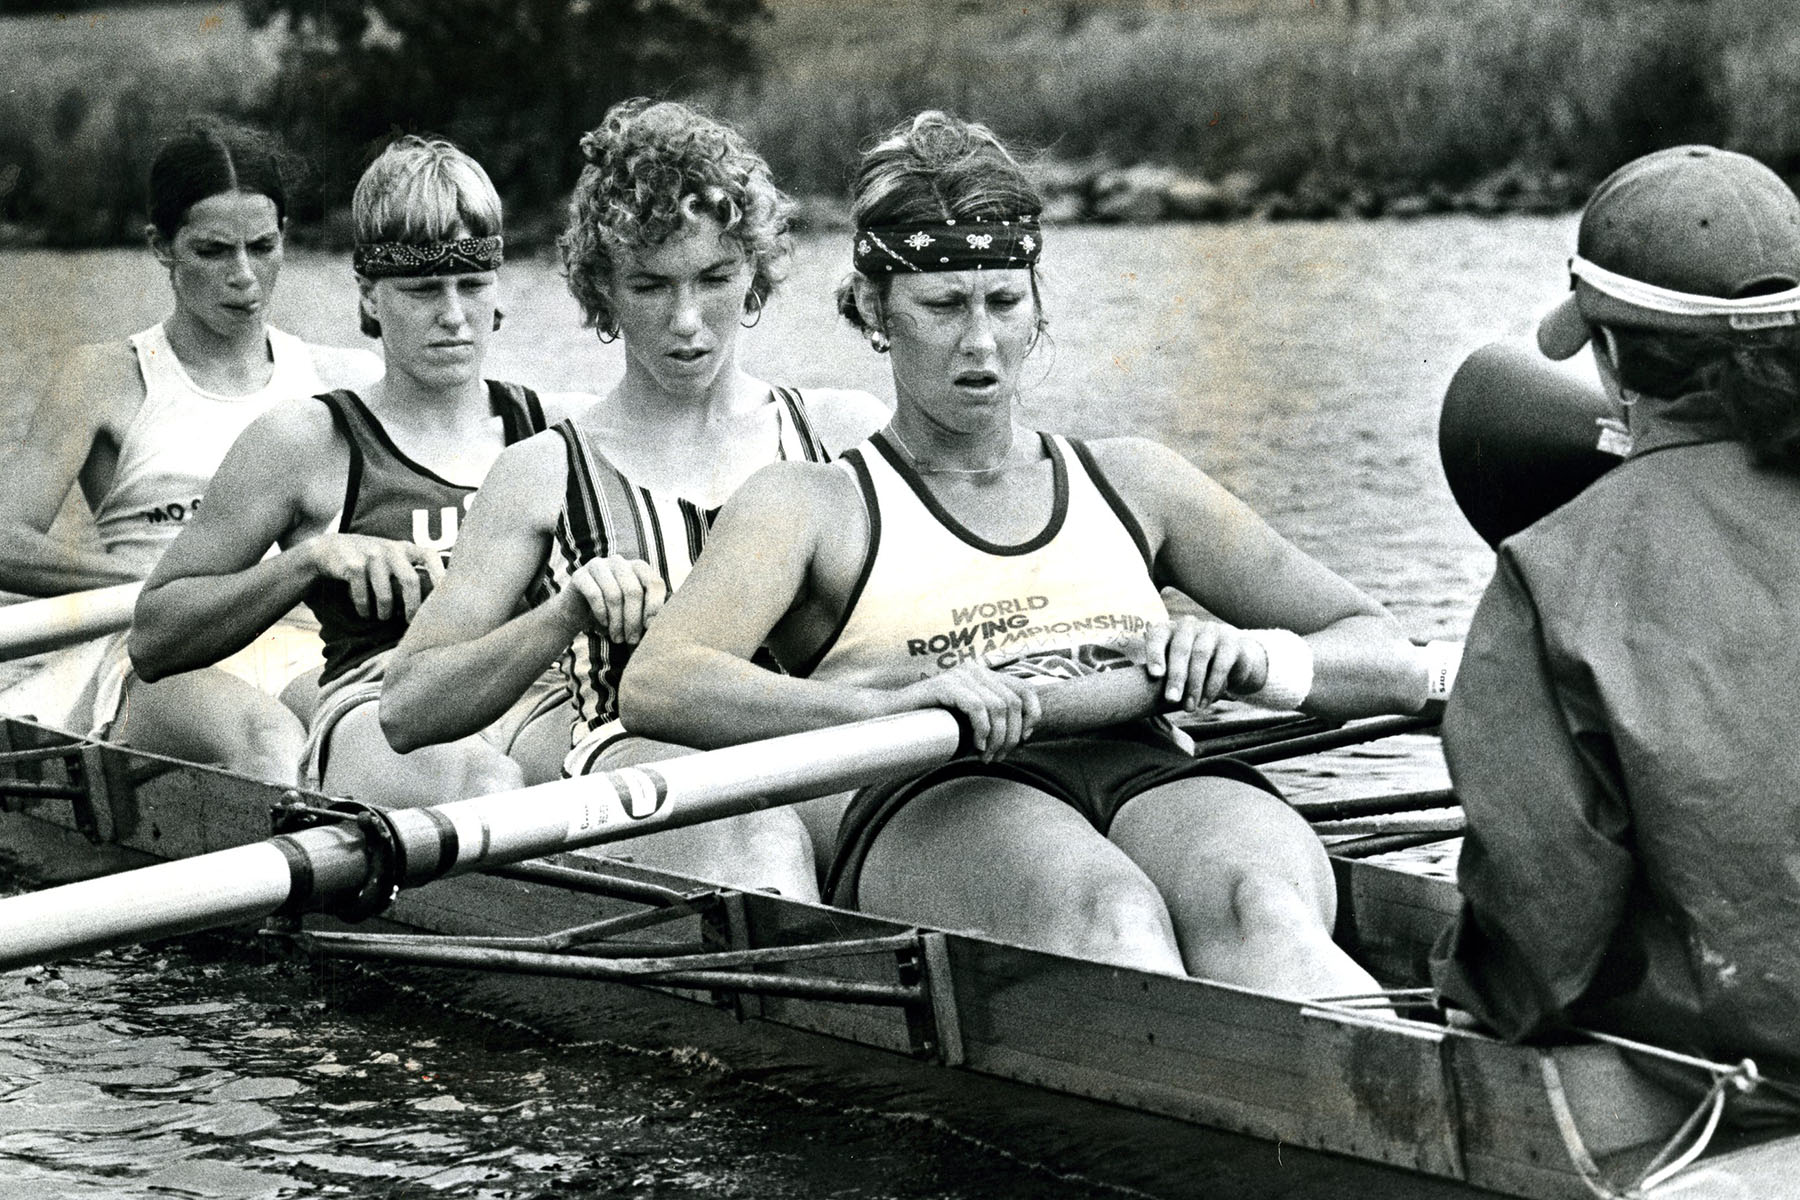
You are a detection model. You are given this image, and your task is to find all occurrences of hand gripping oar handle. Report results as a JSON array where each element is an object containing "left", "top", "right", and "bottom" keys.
[
  {"left": 1438, "top": 339, "right": 1622, "bottom": 547},
  {"left": 0, "top": 668, "right": 1166, "bottom": 971},
  {"left": 0, "top": 583, "right": 142, "bottom": 661}
]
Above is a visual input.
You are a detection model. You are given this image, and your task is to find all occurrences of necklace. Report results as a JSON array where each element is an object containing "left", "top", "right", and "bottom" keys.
[{"left": 886, "top": 424, "right": 1016, "bottom": 475}]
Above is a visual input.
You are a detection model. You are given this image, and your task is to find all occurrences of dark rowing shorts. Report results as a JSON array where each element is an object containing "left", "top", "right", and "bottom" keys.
[{"left": 823, "top": 721, "right": 1281, "bottom": 908}]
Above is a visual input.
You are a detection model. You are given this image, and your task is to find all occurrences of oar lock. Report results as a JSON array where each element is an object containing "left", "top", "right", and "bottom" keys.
[{"left": 269, "top": 793, "right": 404, "bottom": 923}]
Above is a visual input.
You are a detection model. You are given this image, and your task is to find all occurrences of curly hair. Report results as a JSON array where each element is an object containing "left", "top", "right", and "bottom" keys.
[
  {"left": 1613, "top": 325, "right": 1800, "bottom": 473},
  {"left": 559, "top": 98, "right": 793, "bottom": 336},
  {"left": 837, "top": 111, "right": 1047, "bottom": 338}
]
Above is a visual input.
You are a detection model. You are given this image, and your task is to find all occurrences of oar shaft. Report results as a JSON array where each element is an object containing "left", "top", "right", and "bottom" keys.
[
  {"left": 0, "top": 670, "right": 1165, "bottom": 971},
  {"left": 0, "top": 583, "right": 142, "bottom": 661},
  {"left": 0, "top": 835, "right": 353, "bottom": 965}
]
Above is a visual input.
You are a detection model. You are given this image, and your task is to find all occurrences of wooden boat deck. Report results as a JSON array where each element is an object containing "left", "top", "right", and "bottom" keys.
[{"left": 4, "top": 715, "right": 1795, "bottom": 1199}]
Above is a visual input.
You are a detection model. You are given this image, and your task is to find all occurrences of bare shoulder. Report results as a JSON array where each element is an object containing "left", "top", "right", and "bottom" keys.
[
  {"left": 725, "top": 457, "right": 856, "bottom": 520},
  {"left": 534, "top": 390, "right": 602, "bottom": 426},
  {"left": 467, "top": 427, "right": 573, "bottom": 527},
  {"left": 1078, "top": 434, "right": 1202, "bottom": 490},
  {"left": 307, "top": 343, "right": 383, "bottom": 391},
  {"left": 38, "top": 339, "right": 144, "bottom": 431},
  {"left": 238, "top": 393, "right": 345, "bottom": 460},
  {"left": 795, "top": 387, "right": 889, "bottom": 454}
]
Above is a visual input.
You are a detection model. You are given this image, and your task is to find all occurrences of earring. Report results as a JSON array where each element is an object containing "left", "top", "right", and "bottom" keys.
[
  {"left": 868, "top": 329, "right": 890, "bottom": 354},
  {"left": 741, "top": 290, "right": 764, "bottom": 329},
  {"left": 596, "top": 324, "right": 619, "bottom": 345},
  {"left": 492, "top": 308, "right": 505, "bottom": 332}
]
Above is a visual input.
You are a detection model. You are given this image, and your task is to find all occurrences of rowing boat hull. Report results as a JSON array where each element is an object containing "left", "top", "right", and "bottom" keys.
[{"left": 2, "top": 716, "right": 1793, "bottom": 1199}]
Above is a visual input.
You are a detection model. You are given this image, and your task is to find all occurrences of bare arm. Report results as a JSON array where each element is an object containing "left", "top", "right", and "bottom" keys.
[
  {"left": 620, "top": 462, "right": 1037, "bottom": 754},
  {"left": 1089, "top": 437, "right": 1426, "bottom": 718},
  {"left": 129, "top": 403, "right": 333, "bottom": 678},
  {"left": 0, "top": 344, "right": 145, "bottom": 594},
  {"left": 131, "top": 401, "right": 445, "bottom": 680},
  {"left": 382, "top": 436, "right": 593, "bottom": 751}
]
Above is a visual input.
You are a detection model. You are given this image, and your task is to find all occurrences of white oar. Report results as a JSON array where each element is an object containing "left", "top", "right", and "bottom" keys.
[
  {"left": 0, "top": 668, "right": 1162, "bottom": 972},
  {"left": 0, "top": 583, "right": 142, "bottom": 661}
]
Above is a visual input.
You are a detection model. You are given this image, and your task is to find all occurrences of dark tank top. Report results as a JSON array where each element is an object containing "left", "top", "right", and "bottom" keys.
[{"left": 306, "top": 381, "right": 546, "bottom": 684}]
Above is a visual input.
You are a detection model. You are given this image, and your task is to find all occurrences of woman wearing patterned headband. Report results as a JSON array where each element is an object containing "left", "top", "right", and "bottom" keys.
[
  {"left": 132, "top": 135, "right": 589, "bottom": 802},
  {"left": 0, "top": 119, "right": 379, "bottom": 782},
  {"left": 382, "top": 99, "right": 885, "bottom": 895},
  {"left": 620, "top": 111, "right": 1436, "bottom": 994}
]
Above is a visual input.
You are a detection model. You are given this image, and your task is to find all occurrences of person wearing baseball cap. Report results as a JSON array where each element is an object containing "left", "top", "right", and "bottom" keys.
[{"left": 1432, "top": 144, "right": 1800, "bottom": 1113}]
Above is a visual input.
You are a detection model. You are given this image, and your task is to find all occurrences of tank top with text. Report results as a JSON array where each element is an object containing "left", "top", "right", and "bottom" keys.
[
  {"left": 305, "top": 381, "right": 546, "bottom": 684},
  {"left": 797, "top": 432, "right": 1170, "bottom": 691},
  {"left": 535, "top": 388, "right": 831, "bottom": 732},
  {"left": 93, "top": 324, "right": 324, "bottom": 577}
]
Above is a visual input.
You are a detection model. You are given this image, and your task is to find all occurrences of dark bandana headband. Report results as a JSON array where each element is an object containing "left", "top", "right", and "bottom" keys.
[
  {"left": 353, "top": 234, "right": 504, "bottom": 279},
  {"left": 853, "top": 215, "right": 1041, "bottom": 274}
]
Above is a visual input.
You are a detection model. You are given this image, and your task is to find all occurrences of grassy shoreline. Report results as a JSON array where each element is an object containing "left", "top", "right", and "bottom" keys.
[{"left": 5, "top": 0, "right": 1798, "bottom": 245}]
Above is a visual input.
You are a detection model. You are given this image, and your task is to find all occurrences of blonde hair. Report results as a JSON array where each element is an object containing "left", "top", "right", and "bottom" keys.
[{"left": 352, "top": 135, "right": 502, "bottom": 247}]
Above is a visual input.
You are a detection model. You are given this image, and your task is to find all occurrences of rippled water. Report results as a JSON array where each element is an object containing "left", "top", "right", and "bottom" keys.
[
  {"left": 0, "top": 216, "right": 1584, "bottom": 1197},
  {"left": 0, "top": 923, "right": 1150, "bottom": 1200}
]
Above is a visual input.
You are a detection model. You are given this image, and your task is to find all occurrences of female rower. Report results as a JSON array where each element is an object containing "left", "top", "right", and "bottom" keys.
[
  {"left": 619, "top": 112, "right": 1434, "bottom": 994},
  {"left": 1433, "top": 146, "right": 1800, "bottom": 1086},
  {"left": 131, "top": 135, "right": 585, "bottom": 801},
  {"left": 382, "top": 99, "right": 886, "bottom": 893},
  {"left": 0, "top": 119, "right": 379, "bottom": 780}
]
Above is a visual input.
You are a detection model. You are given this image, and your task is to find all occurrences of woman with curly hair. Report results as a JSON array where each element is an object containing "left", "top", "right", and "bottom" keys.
[{"left": 383, "top": 99, "right": 885, "bottom": 895}]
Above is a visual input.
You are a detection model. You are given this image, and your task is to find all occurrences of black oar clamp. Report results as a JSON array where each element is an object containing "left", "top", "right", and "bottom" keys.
[{"left": 269, "top": 795, "right": 404, "bottom": 923}]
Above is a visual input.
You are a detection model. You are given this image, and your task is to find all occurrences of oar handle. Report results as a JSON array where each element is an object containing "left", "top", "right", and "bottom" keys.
[
  {"left": 0, "top": 583, "right": 142, "bottom": 661},
  {"left": 1033, "top": 666, "right": 1163, "bottom": 737}
]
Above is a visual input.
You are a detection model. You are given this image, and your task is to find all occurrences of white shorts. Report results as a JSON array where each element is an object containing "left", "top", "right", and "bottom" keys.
[
  {"left": 301, "top": 651, "right": 571, "bottom": 791},
  {"left": 0, "top": 618, "right": 323, "bottom": 738}
]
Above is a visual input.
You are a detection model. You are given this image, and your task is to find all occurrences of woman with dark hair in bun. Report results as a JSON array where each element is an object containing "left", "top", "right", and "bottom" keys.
[
  {"left": 0, "top": 119, "right": 379, "bottom": 780},
  {"left": 621, "top": 112, "right": 1440, "bottom": 995},
  {"left": 384, "top": 99, "right": 885, "bottom": 894}
]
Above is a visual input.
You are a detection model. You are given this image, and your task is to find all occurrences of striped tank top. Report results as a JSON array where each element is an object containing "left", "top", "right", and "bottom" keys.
[
  {"left": 798, "top": 431, "right": 1170, "bottom": 688},
  {"left": 538, "top": 387, "right": 830, "bottom": 733},
  {"left": 306, "top": 380, "right": 547, "bottom": 685}
]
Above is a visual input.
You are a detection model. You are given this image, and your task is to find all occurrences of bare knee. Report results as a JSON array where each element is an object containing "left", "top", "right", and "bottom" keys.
[
  {"left": 461, "top": 751, "right": 524, "bottom": 797},
  {"left": 211, "top": 701, "right": 305, "bottom": 783},
  {"left": 1224, "top": 872, "right": 1326, "bottom": 940},
  {"left": 1055, "top": 873, "right": 1184, "bottom": 974}
]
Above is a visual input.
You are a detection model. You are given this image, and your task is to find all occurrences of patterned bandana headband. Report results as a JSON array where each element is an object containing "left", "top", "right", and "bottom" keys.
[
  {"left": 353, "top": 235, "right": 504, "bottom": 279},
  {"left": 854, "top": 215, "right": 1041, "bottom": 275}
]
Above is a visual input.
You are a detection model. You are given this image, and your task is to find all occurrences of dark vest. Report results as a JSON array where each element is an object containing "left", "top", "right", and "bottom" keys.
[{"left": 306, "top": 381, "right": 546, "bottom": 684}]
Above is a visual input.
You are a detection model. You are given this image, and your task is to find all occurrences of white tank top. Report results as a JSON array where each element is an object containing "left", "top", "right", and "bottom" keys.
[
  {"left": 799, "top": 432, "right": 1170, "bottom": 688},
  {"left": 92, "top": 323, "right": 324, "bottom": 577}
]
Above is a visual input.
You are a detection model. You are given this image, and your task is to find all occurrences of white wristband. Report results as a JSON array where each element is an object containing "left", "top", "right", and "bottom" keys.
[
  {"left": 1235, "top": 628, "right": 1314, "bottom": 711},
  {"left": 1420, "top": 640, "right": 1462, "bottom": 701}
]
